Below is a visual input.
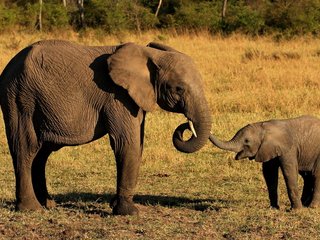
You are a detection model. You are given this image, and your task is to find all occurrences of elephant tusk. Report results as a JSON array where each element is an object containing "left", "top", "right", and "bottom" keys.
[{"left": 188, "top": 120, "right": 197, "bottom": 138}]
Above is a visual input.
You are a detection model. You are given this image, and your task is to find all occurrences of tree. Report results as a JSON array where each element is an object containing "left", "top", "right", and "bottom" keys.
[
  {"left": 222, "top": 0, "right": 227, "bottom": 20},
  {"left": 155, "top": 0, "right": 162, "bottom": 17},
  {"left": 77, "top": 0, "right": 84, "bottom": 28},
  {"left": 37, "top": 0, "right": 43, "bottom": 31}
]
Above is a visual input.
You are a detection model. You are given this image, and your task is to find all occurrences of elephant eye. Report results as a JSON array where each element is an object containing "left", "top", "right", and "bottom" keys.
[
  {"left": 244, "top": 139, "right": 250, "bottom": 144},
  {"left": 176, "top": 86, "right": 184, "bottom": 94}
]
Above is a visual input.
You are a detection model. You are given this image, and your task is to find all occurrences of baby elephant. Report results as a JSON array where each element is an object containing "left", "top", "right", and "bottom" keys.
[{"left": 209, "top": 115, "right": 320, "bottom": 210}]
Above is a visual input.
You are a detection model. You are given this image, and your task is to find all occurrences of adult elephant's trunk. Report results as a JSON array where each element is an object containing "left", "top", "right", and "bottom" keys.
[
  {"left": 209, "top": 133, "right": 242, "bottom": 152},
  {"left": 172, "top": 102, "right": 212, "bottom": 153}
]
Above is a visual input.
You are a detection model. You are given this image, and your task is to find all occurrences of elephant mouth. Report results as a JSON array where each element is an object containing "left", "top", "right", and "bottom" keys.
[
  {"left": 235, "top": 151, "right": 256, "bottom": 161},
  {"left": 235, "top": 151, "right": 243, "bottom": 160}
]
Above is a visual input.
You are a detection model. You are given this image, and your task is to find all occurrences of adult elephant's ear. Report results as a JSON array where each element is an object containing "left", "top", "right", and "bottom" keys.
[
  {"left": 107, "top": 42, "right": 157, "bottom": 112},
  {"left": 255, "top": 122, "right": 292, "bottom": 162}
]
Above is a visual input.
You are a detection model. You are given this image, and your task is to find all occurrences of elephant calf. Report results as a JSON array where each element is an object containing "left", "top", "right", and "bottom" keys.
[{"left": 209, "top": 115, "right": 320, "bottom": 210}]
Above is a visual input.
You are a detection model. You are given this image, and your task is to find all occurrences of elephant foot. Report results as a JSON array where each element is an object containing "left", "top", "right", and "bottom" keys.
[
  {"left": 302, "top": 200, "right": 312, "bottom": 207},
  {"left": 111, "top": 196, "right": 139, "bottom": 216},
  {"left": 45, "top": 198, "right": 57, "bottom": 209},
  {"left": 309, "top": 201, "right": 320, "bottom": 208},
  {"left": 109, "top": 195, "right": 117, "bottom": 209},
  {"left": 270, "top": 204, "right": 280, "bottom": 210},
  {"left": 269, "top": 205, "right": 280, "bottom": 210},
  {"left": 301, "top": 196, "right": 313, "bottom": 207},
  {"left": 290, "top": 203, "right": 303, "bottom": 211},
  {"left": 16, "top": 199, "right": 44, "bottom": 212},
  {"left": 36, "top": 194, "right": 57, "bottom": 209}
]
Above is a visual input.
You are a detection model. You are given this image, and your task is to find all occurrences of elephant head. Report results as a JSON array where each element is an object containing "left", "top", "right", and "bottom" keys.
[
  {"left": 107, "top": 42, "right": 212, "bottom": 153},
  {"left": 209, "top": 121, "right": 293, "bottom": 162}
]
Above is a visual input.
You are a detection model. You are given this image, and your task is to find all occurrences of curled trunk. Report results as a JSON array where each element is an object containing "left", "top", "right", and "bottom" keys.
[{"left": 172, "top": 103, "right": 212, "bottom": 153}]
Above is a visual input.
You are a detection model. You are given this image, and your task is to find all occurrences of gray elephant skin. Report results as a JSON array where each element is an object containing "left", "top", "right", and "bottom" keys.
[
  {"left": 209, "top": 115, "right": 320, "bottom": 210},
  {"left": 0, "top": 40, "right": 212, "bottom": 215}
]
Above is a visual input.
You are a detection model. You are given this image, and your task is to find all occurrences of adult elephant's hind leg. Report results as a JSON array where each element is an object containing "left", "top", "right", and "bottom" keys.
[
  {"left": 32, "top": 145, "right": 56, "bottom": 209},
  {"left": 10, "top": 119, "right": 43, "bottom": 211}
]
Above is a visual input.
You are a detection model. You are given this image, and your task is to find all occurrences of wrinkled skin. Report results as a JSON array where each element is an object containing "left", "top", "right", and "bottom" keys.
[
  {"left": 209, "top": 115, "right": 320, "bottom": 210},
  {"left": 0, "top": 40, "right": 212, "bottom": 215}
]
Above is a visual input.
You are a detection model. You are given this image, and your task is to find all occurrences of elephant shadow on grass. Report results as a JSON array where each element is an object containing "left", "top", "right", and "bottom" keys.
[
  {"left": 51, "top": 192, "right": 236, "bottom": 216},
  {"left": 1, "top": 193, "right": 237, "bottom": 216}
]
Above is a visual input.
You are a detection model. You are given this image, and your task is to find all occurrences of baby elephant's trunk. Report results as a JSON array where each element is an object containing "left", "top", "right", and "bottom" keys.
[{"left": 209, "top": 133, "right": 241, "bottom": 152}]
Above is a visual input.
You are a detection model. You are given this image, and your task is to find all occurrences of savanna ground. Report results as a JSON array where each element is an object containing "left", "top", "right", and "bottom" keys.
[{"left": 0, "top": 30, "right": 320, "bottom": 239}]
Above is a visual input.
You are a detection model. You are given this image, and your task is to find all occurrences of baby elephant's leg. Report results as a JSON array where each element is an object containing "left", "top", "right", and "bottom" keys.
[
  {"left": 300, "top": 171, "right": 314, "bottom": 207},
  {"left": 281, "top": 158, "right": 303, "bottom": 209},
  {"left": 309, "top": 169, "right": 320, "bottom": 208},
  {"left": 263, "top": 159, "right": 280, "bottom": 209}
]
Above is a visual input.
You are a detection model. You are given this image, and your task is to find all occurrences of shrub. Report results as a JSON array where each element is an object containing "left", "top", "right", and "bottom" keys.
[
  {"left": 16, "top": 2, "right": 69, "bottom": 31},
  {"left": 264, "top": 0, "right": 320, "bottom": 35},
  {"left": 222, "top": 1, "right": 265, "bottom": 35},
  {"left": 83, "top": 0, "right": 157, "bottom": 33},
  {"left": 0, "top": 3, "right": 19, "bottom": 31},
  {"left": 42, "top": 3, "right": 69, "bottom": 30},
  {"left": 174, "top": 1, "right": 221, "bottom": 32}
]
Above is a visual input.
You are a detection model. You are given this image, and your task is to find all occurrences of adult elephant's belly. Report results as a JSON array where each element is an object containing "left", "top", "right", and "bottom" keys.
[{"left": 34, "top": 104, "right": 107, "bottom": 146}]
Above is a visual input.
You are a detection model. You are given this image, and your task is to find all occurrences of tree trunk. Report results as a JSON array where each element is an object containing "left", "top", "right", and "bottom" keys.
[
  {"left": 62, "top": 0, "right": 66, "bottom": 8},
  {"left": 222, "top": 0, "right": 228, "bottom": 20},
  {"left": 155, "top": 0, "right": 162, "bottom": 17},
  {"left": 38, "top": 0, "right": 43, "bottom": 31},
  {"left": 77, "top": 0, "right": 84, "bottom": 28}
]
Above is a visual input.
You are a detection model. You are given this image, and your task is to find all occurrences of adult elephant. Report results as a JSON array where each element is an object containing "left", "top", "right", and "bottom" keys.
[{"left": 0, "top": 40, "right": 212, "bottom": 215}]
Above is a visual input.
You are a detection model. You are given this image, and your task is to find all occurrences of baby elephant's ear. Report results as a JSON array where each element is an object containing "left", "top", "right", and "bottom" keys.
[
  {"left": 255, "top": 135, "right": 280, "bottom": 162},
  {"left": 107, "top": 43, "right": 157, "bottom": 112},
  {"left": 255, "top": 122, "right": 292, "bottom": 162}
]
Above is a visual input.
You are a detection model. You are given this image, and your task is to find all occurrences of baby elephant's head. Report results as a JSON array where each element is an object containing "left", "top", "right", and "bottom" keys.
[{"left": 209, "top": 121, "right": 290, "bottom": 162}]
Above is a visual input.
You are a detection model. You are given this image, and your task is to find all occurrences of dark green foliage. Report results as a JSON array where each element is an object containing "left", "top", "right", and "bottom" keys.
[
  {"left": 42, "top": 3, "right": 69, "bottom": 30},
  {"left": 0, "top": 2, "right": 19, "bottom": 31},
  {"left": 82, "top": 0, "right": 157, "bottom": 33},
  {"left": 174, "top": 1, "right": 221, "bottom": 32},
  {"left": 0, "top": 0, "right": 319, "bottom": 36},
  {"left": 18, "top": 3, "right": 38, "bottom": 29},
  {"left": 264, "top": 0, "right": 320, "bottom": 35},
  {"left": 221, "top": 1, "right": 265, "bottom": 35}
]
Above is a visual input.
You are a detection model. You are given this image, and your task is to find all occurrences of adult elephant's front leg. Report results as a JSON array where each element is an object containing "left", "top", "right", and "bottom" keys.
[{"left": 109, "top": 120, "right": 144, "bottom": 216}]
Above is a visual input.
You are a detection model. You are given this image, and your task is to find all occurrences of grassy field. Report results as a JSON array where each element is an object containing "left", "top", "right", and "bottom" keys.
[{"left": 1, "top": 30, "right": 320, "bottom": 239}]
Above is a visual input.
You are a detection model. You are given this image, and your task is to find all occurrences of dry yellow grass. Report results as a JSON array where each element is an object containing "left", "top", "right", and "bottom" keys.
[{"left": 0, "top": 30, "right": 320, "bottom": 239}]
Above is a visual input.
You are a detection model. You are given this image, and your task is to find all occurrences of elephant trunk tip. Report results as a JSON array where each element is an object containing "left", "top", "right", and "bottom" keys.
[{"left": 173, "top": 121, "right": 211, "bottom": 154}]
